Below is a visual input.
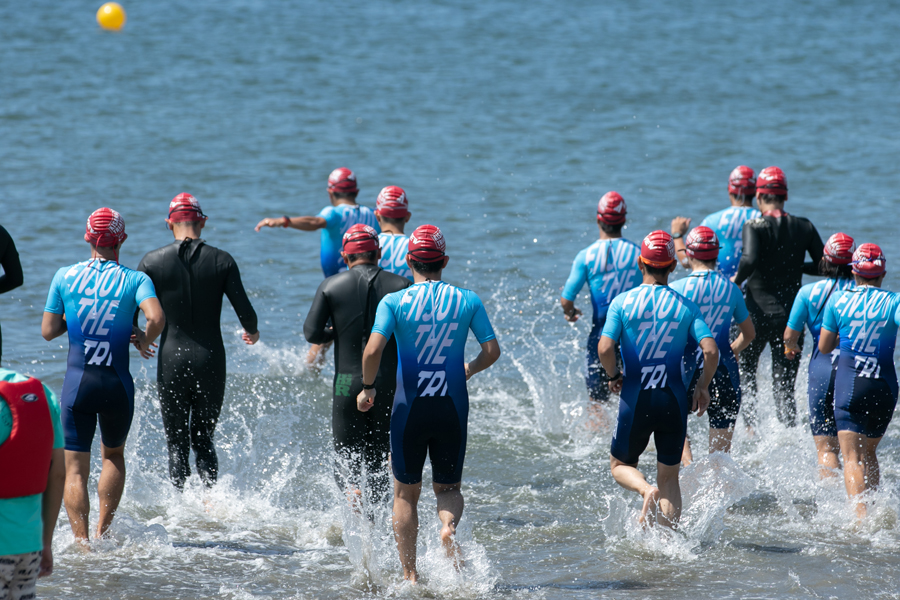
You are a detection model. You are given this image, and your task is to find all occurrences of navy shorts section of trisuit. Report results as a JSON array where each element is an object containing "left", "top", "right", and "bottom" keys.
[
  {"left": 834, "top": 376, "right": 897, "bottom": 438},
  {"left": 611, "top": 387, "right": 687, "bottom": 466},
  {"left": 61, "top": 365, "right": 134, "bottom": 452},
  {"left": 687, "top": 364, "right": 741, "bottom": 430},
  {"left": 390, "top": 395, "right": 467, "bottom": 485},
  {"left": 807, "top": 349, "right": 838, "bottom": 437}
]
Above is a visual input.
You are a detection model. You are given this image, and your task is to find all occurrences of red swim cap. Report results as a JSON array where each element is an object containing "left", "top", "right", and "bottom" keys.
[
  {"left": 685, "top": 226, "right": 720, "bottom": 261},
  {"left": 728, "top": 166, "right": 756, "bottom": 196},
  {"left": 168, "top": 193, "right": 207, "bottom": 222},
  {"left": 597, "top": 191, "right": 627, "bottom": 225},
  {"left": 408, "top": 224, "right": 446, "bottom": 263},
  {"left": 823, "top": 232, "right": 856, "bottom": 265},
  {"left": 756, "top": 166, "right": 788, "bottom": 196},
  {"left": 327, "top": 167, "right": 359, "bottom": 194},
  {"left": 84, "top": 208, "right": 127, "bottom": 247},
  {"left": 342, "top": 224, "right": 379, "bottom": 255},
  {"left": 852, "top": 243, "right": 886, "bottom": 278},
  {"left": 640, "top": 230, "right": 676, "bottom": 268},
  {"left": 375, "top": 186, "right": 409, "bottom": 219}
]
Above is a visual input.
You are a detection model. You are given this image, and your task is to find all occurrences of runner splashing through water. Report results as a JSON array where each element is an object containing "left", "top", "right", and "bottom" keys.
[
  {"left": 138, "top": 194, "right": 260, "bottom": 490},
  {"left": 255, "top": 168, "right": 379, "bottom": 370},
  {"left": 304, "top": 224, "right": 410, "bottom": 512},
  {"left": 669, "top": 226, "right": 755, "bottom": 463},
  {"left": 600, "top": 231, "right": 718, "bottom": 528},
  {"left": 784, "top": 233, "right": 856, "bottom": 479},
  {"left": 733, "top": 167, "right": 824, "bottom": 428},
  {"left": 819, "top": 244, "right": 900, "bottom": 520},
  {"left": 560, "top": 192, "right": 642, "bottom": 413},
  {"left": 375, "top": 186, "right": 414, "bottom": 281},
  {"left": 357, "top": 225, "right": 500, "bottom": 582},
  {"left": 41, "top": 208, "right": 164, "bottom": 541}
]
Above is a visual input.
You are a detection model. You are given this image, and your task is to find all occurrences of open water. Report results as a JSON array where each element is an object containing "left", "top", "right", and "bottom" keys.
[{"left": 2, "top": 0, "right": 900, "bottom": 598}]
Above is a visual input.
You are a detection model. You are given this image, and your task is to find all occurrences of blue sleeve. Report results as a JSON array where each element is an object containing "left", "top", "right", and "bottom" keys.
[
  {"left": 733, "top": 288, "right": 749, "bottom": 323},
  {"left": 786, "top": 287, "right": 809, "bottom": 332},
  {"left": 600, "top": 298, "right": 623, "bottom": 341},
  {"left": 467, "top": 294, "right": 496, "bottom": 344},
  {"left": 894, "top": 296, "right": 900, "bottom": 327},
  {"left": 133, "top": 272, "right": 157, "bottom": 305},
  {"left": 821, "top": 299, "right": 839, "bottom": 333},
  {"left": 689, "top": 305, "right": 714, "bottom": 342},
  {"left": 317, "top": 206, "right": 340, "bottom": 230},
  {"left": 43, "top": 270, "right": 64, "bottom": 314},
  {"left": 561, "top": 251, "right": 587, "bottom": 302},
  {"left": 700, "top": 214, "right": 714, "bottom": 228},
  {"left": 43, "top": 384, "right": 64, "bottom": 450},
  {"left": 371, "top": 294, "right": 398, "bottom": 339}
]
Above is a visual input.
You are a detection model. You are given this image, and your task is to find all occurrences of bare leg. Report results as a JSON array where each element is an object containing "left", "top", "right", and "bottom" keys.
[
  {"left": 63, "top": 451, "right": 91, "bottom": 541},
  {"left": 655, "top": 463, "right": 682, "bottom": 528},
  {"left": 393, "top": 479, "right": 422, "bottom": 583},
  {"left": 96, "top": 444, "right": 126, "bottom": 538},
  {"left": 433, "top": 482, "right": 464, "bottom": 569},
  {"left": 586, "top": 402, "right": 612, "bottom": 432},
  {"left": 838, "top": 430, "right": 868, "bottom": 519},
  {"left": 681, "top": 437, "right": 693, "bottom": 467},
  {"left": 865, "top": 436, "right": 882, "bottom": 491},
  {"left": 610, "top": 456, "right": 659, "bottom": 527},
  {"left": 709, "top": 427, "right": 734, "bottom": 454},
  {"left": 813, "top": 435, "right": 841, "bottom": 479}
]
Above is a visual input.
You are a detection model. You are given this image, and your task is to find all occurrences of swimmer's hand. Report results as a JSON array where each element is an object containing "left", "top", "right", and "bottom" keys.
[
  {"left": 563, "top": 307, "right": 582, "bottom": 323},
  {"left": 607, "top": 374, "right": 623, "bottom": 395},
  {"left": 465, "top": 363, "right": 473, "bottom": 380},
  {"left": 243, "top": 330, "right": 260, "bottom": 345},
  {"left": 692, "top": 384, "right": 710, "bottom": 417},
  {"left": 254, "top": 217, "right": 282, "bottom": 232},
  {"left": 39, "top": 547, "right": 53, "bottom": 578},
  {"left": 130, "top": 327, "right": 157, "bottom": 359},
  {"left": 782, "top": 338, "right": 801, "bottom": 360},
  {"left": 671, "top": 216, "right": 691, "bottom": 236},
  {"left": 357, "top": 388, "right": 375, "bottom": 412}
]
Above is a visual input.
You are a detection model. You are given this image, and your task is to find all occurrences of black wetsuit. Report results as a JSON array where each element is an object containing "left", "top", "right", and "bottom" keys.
[
  {"left": 303, "top": 263, "right": 410, "bottom": 503},
  {"left": 137, "top": 238, "right": 258, "bottom": 488},
  {"left": 0, "top": 225, "right": 24, "bottom": 365},
  {"left": 734, "top": 212, "right": 823, "bottom": 427}
]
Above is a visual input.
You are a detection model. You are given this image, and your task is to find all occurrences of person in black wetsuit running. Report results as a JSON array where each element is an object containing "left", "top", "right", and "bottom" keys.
[
  {"left": 137, "top": 194, "right": 260, "bottom": 489},
  {"left": 0, "top": 224, "right": 24, "bottom": 365},
  {"left": 303, "top": 224, "right": 410, "bottom": 508},
  {"left": 733, "top": 167, "right": 824, "bottom": 428}
]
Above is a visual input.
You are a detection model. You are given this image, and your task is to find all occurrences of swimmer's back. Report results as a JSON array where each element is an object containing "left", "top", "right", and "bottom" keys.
[{"left": 138, "top": 239, "right": 258, "bottom": 351}]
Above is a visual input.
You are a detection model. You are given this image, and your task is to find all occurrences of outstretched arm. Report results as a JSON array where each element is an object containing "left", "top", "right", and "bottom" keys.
[
  {"left": 465, "top": 339, "right": 501, "bottom": 380},
  {"left": 357, "top": 333, "right": 389, "bottom": 412},
  {"left": 255, "top": 216, "right": 327, "bottom": 232}
]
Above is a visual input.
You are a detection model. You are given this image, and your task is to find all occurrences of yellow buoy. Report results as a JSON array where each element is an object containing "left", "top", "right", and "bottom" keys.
[{"left": 96, "top": 2, "right": 126, "bottom": 31}]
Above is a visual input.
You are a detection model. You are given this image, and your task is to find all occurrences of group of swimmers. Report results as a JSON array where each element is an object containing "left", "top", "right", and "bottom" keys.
[
  {"left": 0, "top": 164, "right": 897, "bottom": 595},
  {"left": 561, "top": 165, "right": 898, "bottom": 524}
]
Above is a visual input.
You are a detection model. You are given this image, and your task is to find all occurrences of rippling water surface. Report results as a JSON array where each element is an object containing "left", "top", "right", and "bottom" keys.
[{"left": 2, "top": 0, "right": 900, "bottom": 598}]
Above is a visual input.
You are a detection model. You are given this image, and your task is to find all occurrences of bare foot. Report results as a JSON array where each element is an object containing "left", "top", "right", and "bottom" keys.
[
  {"left": 639, "top": 487, "right": 661, "bottom": 528},
  {"left": 440, "top": 524, "right": 464, "bottom": 571}
]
